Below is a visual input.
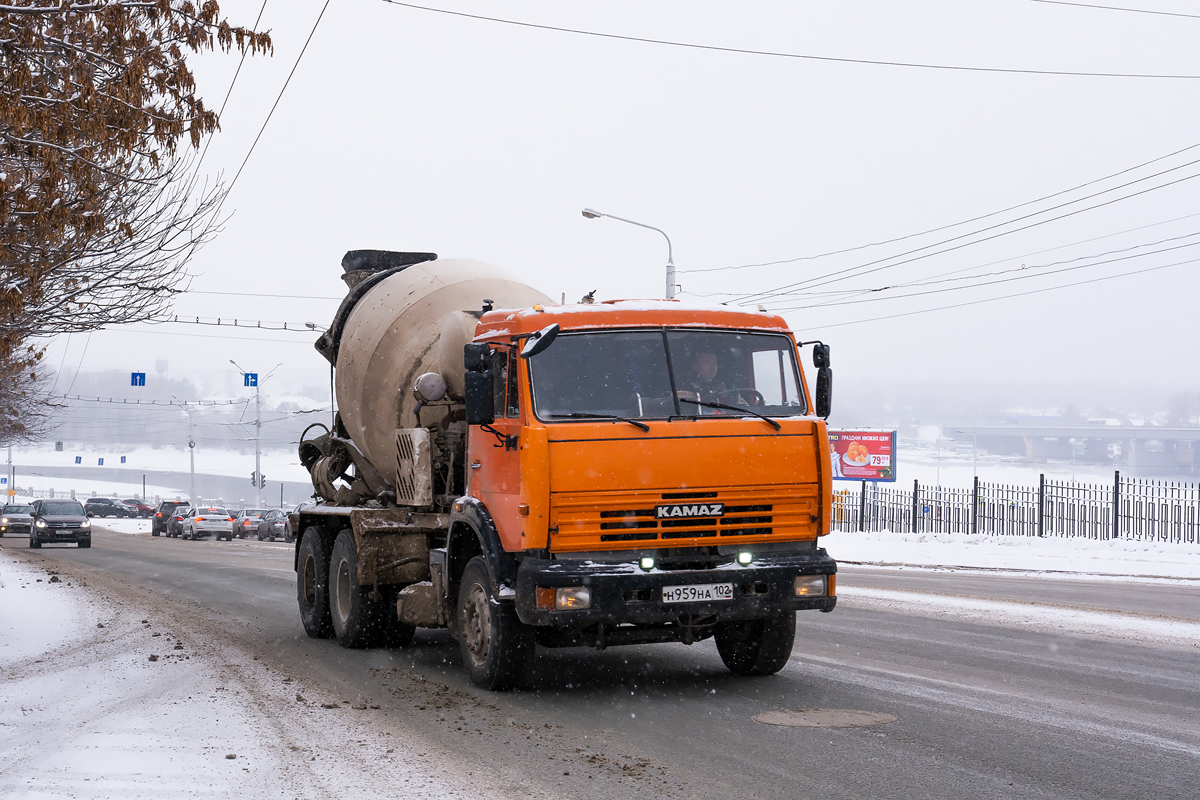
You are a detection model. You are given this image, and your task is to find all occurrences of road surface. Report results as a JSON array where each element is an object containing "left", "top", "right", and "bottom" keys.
[{"left": 5, "top": 527, "right": 1198, "bottom": 799}]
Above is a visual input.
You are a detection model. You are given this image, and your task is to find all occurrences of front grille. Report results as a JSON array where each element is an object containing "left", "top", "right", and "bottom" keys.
[{"left": 552, "top": 486, "right": 818, "bottom": 551}]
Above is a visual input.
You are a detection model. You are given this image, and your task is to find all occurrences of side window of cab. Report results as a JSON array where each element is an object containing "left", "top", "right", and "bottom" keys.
[{"left": 490, "top": 347, "right": 520, "bottom": 419}]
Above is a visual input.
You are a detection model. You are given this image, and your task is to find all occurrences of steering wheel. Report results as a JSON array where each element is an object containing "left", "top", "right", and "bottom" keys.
[{"left": 716, "top": 388, "right": 765, "bottom": 407}]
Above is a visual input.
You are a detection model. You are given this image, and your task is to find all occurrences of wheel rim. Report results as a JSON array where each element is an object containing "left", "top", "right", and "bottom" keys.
[
  {"left": 332, "top": 555, "right": 352, "bottom": 628},
  {"left": 302, "top": 552, "right": 317, "bottom": 612},
  {"left": 462, "top": 581, "right": 491, "bottom": 667}
]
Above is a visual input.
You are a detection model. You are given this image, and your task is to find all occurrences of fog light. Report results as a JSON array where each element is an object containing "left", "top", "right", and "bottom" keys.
[
  {"left": 555, "top": 586, "right": 591, "bottom": 610},
  {"left": 536, "top": 586, "right": 555, "bottom": 609},
  {"left": 794, "top": 575, "right": 827, "bottom": 596},
  {"left": 639, "top": 556, "right": 655, "bottom": 571},
  {"left": 737, "top": 551, "right": 753, "bottom": 565}
]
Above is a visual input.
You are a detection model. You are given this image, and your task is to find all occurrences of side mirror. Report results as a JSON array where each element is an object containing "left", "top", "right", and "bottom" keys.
[
  {"left": 464, "top": 371, "right": 495, "bottom": 425},
  {"left": 87, "top": 511, "right": 95, "bottom": 518},
  {"left": 812, "top": 343, "right": 830, "bottom": 369},
  {"left": 520, "top": 324, "right": 559, "bottom": 359},
  {"left": 464, "top": 342, "right": 490, "bottom": 372},
  {"left": 815, "top": 367, "right": 833, "bottom": 419}
]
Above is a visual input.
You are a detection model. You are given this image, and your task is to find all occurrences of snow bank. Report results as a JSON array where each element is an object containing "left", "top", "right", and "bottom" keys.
[{"left": 824, "top": 528, "right": 1200, "bottom": 579}]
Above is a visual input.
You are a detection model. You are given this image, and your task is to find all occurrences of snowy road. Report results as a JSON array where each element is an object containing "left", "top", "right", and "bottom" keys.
[{"left": 2, "top": 526, "right": 1198, "bottom": 799}]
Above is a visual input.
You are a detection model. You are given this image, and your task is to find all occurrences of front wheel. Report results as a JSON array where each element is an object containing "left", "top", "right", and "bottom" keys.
[
  {"left": 29, "top": 535, "right": 40, "bottom": 549},
  {"left": 457, "top": 556, "right": 533, "bottom": 690},
  {"left": 78, "top": 539, "right": 91, "bottom": 549},
  {"left": 714, "top": 611, "right": 796, "bottom": 676}
]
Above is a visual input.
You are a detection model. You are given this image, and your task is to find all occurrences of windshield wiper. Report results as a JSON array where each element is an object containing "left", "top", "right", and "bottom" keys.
[
  {"left": 551, "top": 412, "right": 650, "bottom": 432},
  {"left": 678, "top": 398, "right": 781, "bottom": 431}
]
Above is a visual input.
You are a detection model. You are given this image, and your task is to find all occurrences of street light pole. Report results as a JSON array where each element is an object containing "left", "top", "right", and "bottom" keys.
[
  {"left": 581, "top": 208, "right": 676, "bottom": 299},
  {"left": 172, "top": 396, "right": 197, "bottom": 505}
]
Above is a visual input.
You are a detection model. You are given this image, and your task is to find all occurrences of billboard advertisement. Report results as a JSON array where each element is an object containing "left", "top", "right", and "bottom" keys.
[{"left": 829, "top": 430, "right": 896, "bottom": 482}]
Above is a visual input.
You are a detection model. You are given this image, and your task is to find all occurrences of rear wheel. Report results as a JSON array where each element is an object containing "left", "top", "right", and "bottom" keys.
[
  {"left": 457, "top": 556, "right": 533, "bottom": 690},
  {"left": 297, "top": 526, "right": 334, "bottom": 639},
  {"left": 328, "top": 530, "right": 383, "bottom": 648},
  {"left": 714, "top": 611, "right": 796, "bottom": 676}
]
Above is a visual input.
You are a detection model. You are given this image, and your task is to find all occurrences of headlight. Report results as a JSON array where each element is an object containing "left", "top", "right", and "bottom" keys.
[
  {"left": 81, "top": 519, "right": 91, "bottom": 528},
  {"left": 794, "top": 575, "right": 827, "bottom": 597},
  {"left": 554, "top": 586, "right": 592, "bottom": 610},
  {"left": 1, "top": 517, "right": 8, "bottom": 524},
  {"left": 35, "top": 519, "right": 47, "bottom": 528}
]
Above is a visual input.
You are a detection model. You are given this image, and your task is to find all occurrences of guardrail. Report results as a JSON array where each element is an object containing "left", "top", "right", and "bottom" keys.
[{"left": 833, "top": 471, "right": 1199, "bottom": 544}]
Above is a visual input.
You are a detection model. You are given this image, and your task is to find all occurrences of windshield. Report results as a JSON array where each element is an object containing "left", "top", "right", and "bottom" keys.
[
  {"left": 528, "top": 329, "right": 806, "bottom": 421},
  {"left": 4, "top": 505, "right": 32, "bottom": 514},
  {"left": 42, "top": 501, "right": 85, "bottom": 515}
]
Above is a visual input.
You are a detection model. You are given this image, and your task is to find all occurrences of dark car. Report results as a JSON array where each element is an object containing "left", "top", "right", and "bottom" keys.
[
  {"left": 122, "top": 499, "right": 154, "bottom": 518},
  {"left": 255, "top": 509, "right": 293, "bottom": 542},
  {"left": 84, "top": 497, "right": 135, "bottom": 518},
  {"left": 1, "top": 504, "right": 34, "bottom": 537},
  {"left": 166, "top": 504, "right": 192, "bottom": 538},
  {"left": 233, "top": 508, "right": 268, "bottom": 539},
  {"left": 153, "top": 500, "right": 189, "bottom": 536},
  {"left": 30, "top": 498, "right": 91, "bottom": 548}
]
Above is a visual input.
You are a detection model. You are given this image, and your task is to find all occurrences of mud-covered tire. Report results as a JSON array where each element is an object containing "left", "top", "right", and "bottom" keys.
[
  {"left": 714, "top": 611, "right": 796, "bottom": 676},
  {"left": 457, "top": 557, "right": 533, "bottom": 690},
  {"left": 297, "top": 526, "right": 334, "bottom": 639},
  {"left": 328, "top": 529, "right": 383, "bottom": 648},
  {"left": 78, "top": 539, "right": 91, "bottom": 549}
]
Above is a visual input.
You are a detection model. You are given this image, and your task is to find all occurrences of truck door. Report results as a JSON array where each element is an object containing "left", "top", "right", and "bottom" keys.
[{"left": 470, "top": 346, "right": 523, "bottom": 550}]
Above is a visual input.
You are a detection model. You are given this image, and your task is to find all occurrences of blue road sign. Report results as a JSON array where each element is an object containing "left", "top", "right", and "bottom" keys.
[
  {"left": 120, "top": 456, "right": 126, "bottom": 464},
  {"left": 1, "top": 477, "right": 7, "bottom": 484},
  {"left": 131, "top": 372, "right": 146, "bottom": 386},
  {"left": 75, "top": 456, "right": 82, "bottom": 464},
  {"left": 98, "top": 458, "right": 104, "bottom": 466},
  {"left": 245, "top": 373, "right": 258, "bottom": 387}
]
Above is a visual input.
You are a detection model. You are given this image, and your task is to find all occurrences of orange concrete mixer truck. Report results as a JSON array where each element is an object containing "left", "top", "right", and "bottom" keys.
[{"left": 294, "top": 250, "right": 837, "bottom": 690}]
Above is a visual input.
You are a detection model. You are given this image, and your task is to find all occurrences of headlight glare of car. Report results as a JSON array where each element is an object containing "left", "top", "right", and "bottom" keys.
[
  {"left": 1, "top": 517, "right": 8, "bottom": 524},
  {"left": 35, "top": 519, "right": 47, "bottom": 528},
  {"left": 81, "top": 519, "right": 91, "bottom": 528}
]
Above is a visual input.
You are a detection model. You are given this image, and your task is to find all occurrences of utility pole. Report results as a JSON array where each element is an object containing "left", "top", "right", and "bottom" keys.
[
  {"left": 231, "top": 360, "right": 281, "bottom": 508},
  {"left": 6, "top": 445, "right": 13, "bottom": 500}
]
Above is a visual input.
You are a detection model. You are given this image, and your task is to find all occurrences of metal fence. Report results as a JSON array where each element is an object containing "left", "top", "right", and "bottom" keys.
[{"left": 833, "top": 471, "right": 1199, "bottom": 544}]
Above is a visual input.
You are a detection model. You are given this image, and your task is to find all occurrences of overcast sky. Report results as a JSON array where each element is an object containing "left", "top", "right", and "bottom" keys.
[{"left": 40, "top": 0, "right": 1200, "bottom": 407}]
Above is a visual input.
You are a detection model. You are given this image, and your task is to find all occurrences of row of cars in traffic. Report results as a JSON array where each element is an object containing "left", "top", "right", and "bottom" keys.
[
  {"left": 152, "top": 501, "right": 294, "bottom": 542},
  {"left": 0, "top": 499, "right": 294, "bottom": 547}
]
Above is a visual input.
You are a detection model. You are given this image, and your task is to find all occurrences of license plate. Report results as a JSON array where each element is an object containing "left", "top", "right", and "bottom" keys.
[{"left": 662, "top": 583, "right": 733, "bottom": 603}]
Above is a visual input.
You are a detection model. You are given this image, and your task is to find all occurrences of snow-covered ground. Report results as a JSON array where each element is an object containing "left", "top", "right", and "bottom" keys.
[
  {"left": 0, "top": 547, "right": 503, "bottom": 799},
  {"left": 824, "top": 528, "right": 1200, "bottom": 579}
]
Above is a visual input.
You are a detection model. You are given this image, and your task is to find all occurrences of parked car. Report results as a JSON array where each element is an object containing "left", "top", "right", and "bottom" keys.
[
  {"left": 255, "top": 509, "right": 293, "bottom": 542},
  {"left": 153, "top": 500, "right": 190, "bottom": 536},
  {"left": 122, "top": 499, "right": 154, "bottom": 518},
  {"left": 29, "top": 499, "right": 91, "bottom": 548},
  {"left": 166, "top": 504, "right": 192, "bottom": 537},
  {"left": 84, "top": 497, "right": 135, "bottom": 518},
  {"left": 233, "top": 508, "right": 268, "bottom": 539},
  {"left": 1, "top": 504, "right": 34, "bottom": 537},
  {"left": 181, "top": 506, "right": 234, "bottom": 541}
]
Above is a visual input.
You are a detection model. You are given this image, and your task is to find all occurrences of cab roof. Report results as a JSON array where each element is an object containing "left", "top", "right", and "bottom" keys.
[{"left": 475, "top": 299, "right": 792, "bottom": 341}]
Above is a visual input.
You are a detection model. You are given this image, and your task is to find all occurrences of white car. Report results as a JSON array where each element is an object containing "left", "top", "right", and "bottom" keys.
[{"left": 181, "top": 506, "right": 234, "bottom": 541}]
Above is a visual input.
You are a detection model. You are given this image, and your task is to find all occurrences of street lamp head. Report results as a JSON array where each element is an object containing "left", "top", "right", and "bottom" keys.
[{"left": 581, "top": 208, "right": 602, "bottom": 219}]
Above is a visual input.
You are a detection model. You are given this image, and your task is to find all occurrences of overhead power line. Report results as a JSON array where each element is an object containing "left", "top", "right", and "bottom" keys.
[
  {"left": 683, "top": 139, "right": 1200, "bottom": 275},
  {"left": 380, "top": 1, "right": 1200, "bottom": 79},
  {"left": 1029, "top": 1, "right": 1200, "bottom": 21},
  {"left": 789, "top": 257, "right": 1197, "bottom": 329},
  {"left": 195, "top": 0, "right": 270, "bottom": 175},
  {"left": 226, "top": 0, "right": 331, "bottom": 196},
  {"left": 731, "top": 160, "right": 1200, "bottom": 305}
]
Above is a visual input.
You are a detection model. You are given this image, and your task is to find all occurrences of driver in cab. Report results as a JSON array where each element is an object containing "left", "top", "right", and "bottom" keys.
[{"left": 679, "top": 350, "right": 726, "bottom": 403}]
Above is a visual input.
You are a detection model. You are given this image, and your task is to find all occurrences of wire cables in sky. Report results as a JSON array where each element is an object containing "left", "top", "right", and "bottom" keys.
[{"left": 379, "top": 1, "right": 1200, "bottom": 79}]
